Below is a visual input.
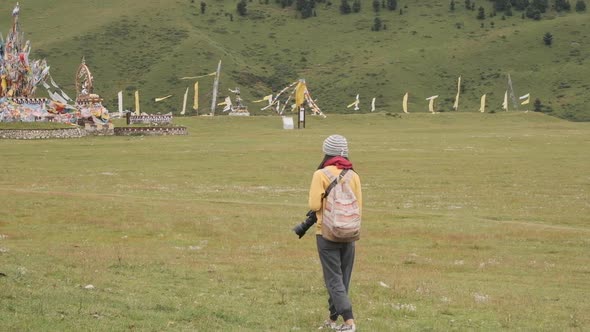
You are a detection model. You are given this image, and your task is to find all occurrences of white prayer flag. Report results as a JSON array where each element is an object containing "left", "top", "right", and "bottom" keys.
[
  {"left": 155, "top": 95, "right": 172, "bottom": 102},
  {"left": 347, "top": 94, "right": 360, "bottom": 111},
  {"left": 60, "top": 90, "right": 72, "bottom": 101},
  {"left": 453, "top": 76, "right": 461, "bottom": 111},
  {"left": 181, "top": 87, "right": 188, "bottom": 115},
  {"left": 50, "top": 76, "right": 59, "bottom": 88},
  {"left": 502, "top": 91, "right": 508, "bottom": 111},
  {"left": 118, "top": 91, "right": 123, "bottom": 115},
  {"left": 426, "top": 95, "right": 438, "bottom": 113},
  {"left": 519, "top": 93, "right": 530, "bottom": 105},
  {"left": 402, "top": 93, "right": 409, "bottom": 113},
  {"left": 50, "top": 91, "right": 67, "bottom": 104},
  {"left": 371, "top": 97, "right": 376, "bottom": 112}
]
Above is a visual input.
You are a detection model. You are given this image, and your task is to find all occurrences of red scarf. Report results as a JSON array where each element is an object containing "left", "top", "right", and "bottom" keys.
[{"left": 323, "top": 156, "right": 353, "bottom": 169}]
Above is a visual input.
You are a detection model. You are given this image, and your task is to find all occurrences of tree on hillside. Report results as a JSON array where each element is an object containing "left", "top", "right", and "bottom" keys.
[
  {"left": 372, "top": 17, "right": 383, "bottom": 30},
  {"left": 543, "top": 32, "right": 553, "bottom": 45},
  {"left": 505, "top": 2, "right": 513, "bottom": 16},
  {"left": 450, "top": 0, "right": 456, "bottom": 11},
  {"left": 296, "top": 0, "right": 306, "bottom": 10},
  {"left": 533, "top": 98, "right": 542, "bottom": 112},
  {"left": 352, "top": 0, "right": 362, "bottom": 12},
  {"left": 300, "top": 0, "right": 315, "bottom": 18},
  {"left": 465, "top": 0, "right": 471, "bottom": 9},
  {"left": 512, "top": 0, "right": 530, "bottom": 10},
  {"left": 576, "top": 0, "right": 587, "bottom": 11},
  {"left": 200, "top": 1, "right": 207, "bottom": 14},
  {"left": 373, "top": 0, "right": 381, "bottom": 12},
  {"left": 477, "top": 6, "right": 486, "bottom": 18},
  {"left": 387, "top": 0, "right": 397, "bottom": 10},
  {"left": 531, "top": 0, "right": 548, "bottom": 12},
  {"left": 295, "top": 0, "right": 316, "bottom": 17},
  {"left": 555, "top": 0, "right": 572, "bottom": 11},
  {"left": 340, "top": 0, "right": 352, "bottom": 13},
  {"left": 494, "top": 0, "right": 508, "bottom": 10},
  {"left": 237, "top": 0, "right": 248, "bottom": 15},
  {"left": 526, "top": 5, "right": 541, "bottom": 19}
]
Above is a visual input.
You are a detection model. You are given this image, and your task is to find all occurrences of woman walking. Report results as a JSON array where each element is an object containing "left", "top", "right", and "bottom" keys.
[{"left": 308, "top": 134, "right": 362, "bottom": 332}]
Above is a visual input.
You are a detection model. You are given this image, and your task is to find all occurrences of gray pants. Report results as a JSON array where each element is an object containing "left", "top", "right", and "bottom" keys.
[{"left": 316, "top": 235, "right": 355, "bottom": 321}]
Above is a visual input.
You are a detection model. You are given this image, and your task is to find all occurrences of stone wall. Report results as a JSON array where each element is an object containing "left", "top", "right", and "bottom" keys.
[
  {"left": 0, "top": 128, "right": 87, "bottom": 140},
  {"left": 84, "top": 123, "right": 114, "bottom": 136},
  {"left": 114, "top": 126, "right": 187, "bottom": 136}
]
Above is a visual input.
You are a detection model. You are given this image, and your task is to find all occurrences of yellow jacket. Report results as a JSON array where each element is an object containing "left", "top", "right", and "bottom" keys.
[{"left": 308, "top": 166, "right": 362, "bottom": 235}]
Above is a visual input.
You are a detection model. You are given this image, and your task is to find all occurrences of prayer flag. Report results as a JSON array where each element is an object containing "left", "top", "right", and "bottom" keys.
[
  {"left": 193, "top": 81, "right": 199, "bottom": 111},
  {"left": 181, "top": 87, "right": 188, "bottom": 115},
  {"left": 479, "top": 94, "right": 486, "bottom": 113},
  {"left": 402, "top": 92, "right": 409, "bottom": 113},
  {"left": 426, "top": 95, "right": 439, "bottom": 113},
  {"left": 180, "top": 72, "right": 216, "bottom": 80},
  {"left": 295, "top": 80, "right": 306, "bottom": 108},
  {"left": 135, "top": 90, "right": 140, "bottom": 115},
  {"left": 155, "top": 95, "right": 172, "bottom": 102},
  {"left": 453, "top": 76, "right": 461, "bottom": 110},
  {"left": 118, "top": 91, "right": 123, "bottom": 115}
]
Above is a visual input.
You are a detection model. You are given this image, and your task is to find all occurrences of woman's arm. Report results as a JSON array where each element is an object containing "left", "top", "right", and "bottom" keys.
[{"left": 308, "top": 170, "right": 326, "bottom": 211}]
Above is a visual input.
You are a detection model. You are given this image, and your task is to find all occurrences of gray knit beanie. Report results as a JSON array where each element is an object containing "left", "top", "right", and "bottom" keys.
[{"left": 323, "top": 134, "right": 349, "bottom": 157}]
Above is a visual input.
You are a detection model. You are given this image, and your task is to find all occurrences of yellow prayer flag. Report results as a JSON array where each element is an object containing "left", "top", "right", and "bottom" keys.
[
  {"left": 253, "top": 94, "right": 273, "bottom": 103},
  {"left": 134, "top": 90, "right": 140, "bottom": 115},
  {"left": 295, "top": 80, "right": 306, "bottom": 109},
  {"left": 519, "top": 93, "right": 530, "bottom": 105},
  {"left": 180, "top": 72, "right": 216, "bottom": 80},
  {"left": 193, "top": 81, "right": 199, "bottom": 110},
  {"left": 479, "top": 94, "right": 486, "bottom": 113}
]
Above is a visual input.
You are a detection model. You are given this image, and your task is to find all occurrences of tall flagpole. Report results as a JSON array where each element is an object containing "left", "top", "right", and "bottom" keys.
[{"left": 210, "top": 60, "right": 221, "bottom": 116}]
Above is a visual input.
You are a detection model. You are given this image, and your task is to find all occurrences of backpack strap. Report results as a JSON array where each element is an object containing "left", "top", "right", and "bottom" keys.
[{"left": 321, "top": 168, "right": 349, "bottom": 199}]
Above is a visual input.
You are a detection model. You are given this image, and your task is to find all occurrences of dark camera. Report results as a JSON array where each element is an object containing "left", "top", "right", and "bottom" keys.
[{"left": 292, "top": 210, "right": 317, "bottom": 239}]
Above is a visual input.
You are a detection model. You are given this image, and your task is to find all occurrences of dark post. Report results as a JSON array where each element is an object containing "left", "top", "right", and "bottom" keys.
[{"left": 298, "top": 106, "right": 305, "bottom": 129}]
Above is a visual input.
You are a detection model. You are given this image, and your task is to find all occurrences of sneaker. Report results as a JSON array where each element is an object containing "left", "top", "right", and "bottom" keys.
[
  {"left": 335, "top": 323, "right": 356, "bottom": 332},
  {"left": 319, "top": 320, "right": 338, "bottom": 330}
]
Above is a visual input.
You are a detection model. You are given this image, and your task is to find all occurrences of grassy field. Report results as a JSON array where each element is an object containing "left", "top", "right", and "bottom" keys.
[
  {"left": 0, "top": 113, "right": 589, "bottom": 331},
  {"left": 0, "top": 1, "right": 588, "bottom": 120}
]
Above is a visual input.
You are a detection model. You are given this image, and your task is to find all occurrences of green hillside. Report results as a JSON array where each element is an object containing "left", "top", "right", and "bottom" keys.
[{"left": 2, "top": 0, "right": 589, "bottom": 120}]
